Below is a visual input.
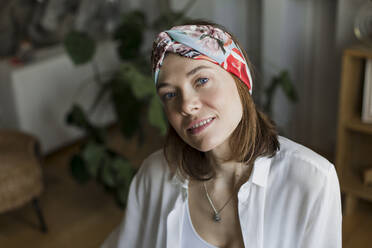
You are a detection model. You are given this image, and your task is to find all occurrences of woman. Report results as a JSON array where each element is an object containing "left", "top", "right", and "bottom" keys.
[{"left": 102, "top": 22, "right": 342, "bottom": 248}]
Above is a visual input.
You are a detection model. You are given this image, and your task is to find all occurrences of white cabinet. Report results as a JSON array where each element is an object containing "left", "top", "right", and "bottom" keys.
[{"left": 0, "top": 42, "right": 119, "bottom": 154}]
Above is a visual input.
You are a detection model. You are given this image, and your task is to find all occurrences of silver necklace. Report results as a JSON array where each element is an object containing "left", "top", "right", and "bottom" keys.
[{"left": 203, "top": 181, "right": 235, "bottom": 222}]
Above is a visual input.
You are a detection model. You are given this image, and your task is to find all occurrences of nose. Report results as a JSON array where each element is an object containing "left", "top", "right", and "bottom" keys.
[{"left": 179, "top": 92, "right": 201, "bottom": 116}]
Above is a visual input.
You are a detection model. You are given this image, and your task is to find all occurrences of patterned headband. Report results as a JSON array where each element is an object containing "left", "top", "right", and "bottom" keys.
[{"left": 151, "top": 25, "right": 253, "bottom": 94}]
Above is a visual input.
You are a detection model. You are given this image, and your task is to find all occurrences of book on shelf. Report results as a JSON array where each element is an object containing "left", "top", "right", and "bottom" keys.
[
  {"left": 362, "top": 59, "right": 372, "bottom": 123},
  {"left": 363, "top": 167, "right": 372, "bottom": 186}
]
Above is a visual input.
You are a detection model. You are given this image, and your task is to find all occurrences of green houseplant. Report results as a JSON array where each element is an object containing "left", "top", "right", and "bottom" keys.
[
  {"left": 63, "top": 3, "right": 196, "bottom": 208},
  {"left": 263, "top": 70, "right": 298, "bottom": 117}
]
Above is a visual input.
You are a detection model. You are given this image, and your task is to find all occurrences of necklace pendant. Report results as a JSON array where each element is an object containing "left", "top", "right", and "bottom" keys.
[{"left": 213, "top": 213, "right": 221, "bottom": 222}]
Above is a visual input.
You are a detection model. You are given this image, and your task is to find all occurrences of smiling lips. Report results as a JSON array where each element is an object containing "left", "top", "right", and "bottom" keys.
[{"left": 187, "top": 117, "right": 215, "bottom": 135}]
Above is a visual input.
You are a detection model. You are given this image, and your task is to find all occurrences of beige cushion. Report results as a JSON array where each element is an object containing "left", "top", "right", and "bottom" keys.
[{"left": 0, "top": 130, "right": 43, "bottom": 213}]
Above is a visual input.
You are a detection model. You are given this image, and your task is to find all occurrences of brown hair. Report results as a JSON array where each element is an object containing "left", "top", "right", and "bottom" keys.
[{"left": 156, "top": 20, "right": 280, "bottom": 181}]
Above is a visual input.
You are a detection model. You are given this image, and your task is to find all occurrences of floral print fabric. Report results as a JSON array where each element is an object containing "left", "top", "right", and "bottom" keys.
[{"left": 151, "top": 25, "right": 253, "bottom": 94}]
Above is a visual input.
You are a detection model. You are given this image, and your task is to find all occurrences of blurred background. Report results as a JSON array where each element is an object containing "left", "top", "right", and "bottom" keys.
[{"left": 0, "top": 0, "right": 372, "bottom": 247}]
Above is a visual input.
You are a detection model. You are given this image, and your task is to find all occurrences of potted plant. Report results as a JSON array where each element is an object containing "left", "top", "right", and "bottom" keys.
[{"left": 63, "top": 2, "right": 196, "bottom": 208}]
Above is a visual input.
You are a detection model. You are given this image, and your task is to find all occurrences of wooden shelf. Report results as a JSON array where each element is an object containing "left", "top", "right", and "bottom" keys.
[
  {"left": 342, "top": 167, "right": 372, "bottom": 202},
  {"left": 345, "top": 45, "right": 372, "bottom": 59},
  {"left": 344, "top": 117, "right": 372, "bottom": 135},
  {"left": 336, "top": 45, "right": 372, "bottom": 214}
]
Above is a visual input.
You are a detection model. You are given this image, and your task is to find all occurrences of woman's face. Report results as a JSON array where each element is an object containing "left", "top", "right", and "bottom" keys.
[{"left": 157, "top": 53, "right": 243, "bottom": 156}]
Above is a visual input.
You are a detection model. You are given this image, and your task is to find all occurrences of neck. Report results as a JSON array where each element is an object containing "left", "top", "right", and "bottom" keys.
[
  {"left": 206, "top": 153, "right": 250, "bottom": 187},
  {"left": 204, "top": 142, "right": 252, "bottom": 187}
]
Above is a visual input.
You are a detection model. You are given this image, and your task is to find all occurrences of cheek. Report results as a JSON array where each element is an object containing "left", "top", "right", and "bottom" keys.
[
  {"left": 164, "top": 108, "right": 182, "bottom": 130},
  {"left": 202, "top": 83, "right": 225, "bottom": 106},
  {"left": 207, "top": 82, "right": 241, "bottom": 113},
  {"left": 216, "top": 87, "right": 243, "bottom": 126}
]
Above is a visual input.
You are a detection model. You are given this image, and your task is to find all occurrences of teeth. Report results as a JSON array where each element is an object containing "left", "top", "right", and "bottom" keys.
[{"left": 191, "top": 117, "right": 213, "bottom": 129}]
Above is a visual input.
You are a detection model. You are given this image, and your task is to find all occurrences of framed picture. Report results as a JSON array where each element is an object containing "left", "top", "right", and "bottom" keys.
[{"left": 362, "top": 59, "right": 372, "bottom": 123}]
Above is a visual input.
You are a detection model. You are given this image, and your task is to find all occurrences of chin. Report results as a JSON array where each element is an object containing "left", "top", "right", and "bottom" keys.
[
  {"left": 194, "top": 145, "right": 213, "bottom": 153},
  {"left": 188, "top": 137, "right": 225, "bottom": 153}
]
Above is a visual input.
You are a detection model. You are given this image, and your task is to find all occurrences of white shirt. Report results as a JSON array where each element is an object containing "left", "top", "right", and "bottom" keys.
[{"left": 101, "top": 136, "right": 342, "bottom": 248}]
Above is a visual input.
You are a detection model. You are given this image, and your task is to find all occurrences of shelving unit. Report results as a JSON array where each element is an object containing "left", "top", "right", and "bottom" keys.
[
  {"left": 336, "top": 45, "right": 372, "bottom": 215},
  {"left": 345, "top": 117, "right": 372, "bottom": 135}
]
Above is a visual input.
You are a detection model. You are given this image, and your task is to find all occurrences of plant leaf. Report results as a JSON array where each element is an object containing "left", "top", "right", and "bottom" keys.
[
  {"left": 152, "top": 11, "right": 189, "bottom": 30},
  {"left": 66, "top": 104, "right": 90, "bottom": 129},
  {"left": 101, "top": 156, "right": 116, "bottom": 188},
  {"left": 65, "top": 104, "right": 106, "bottom": 143},
  {"left": 279, "top": 71, "right": 298, "bottom": 102},
  {"left": 119, "top": 63, "right": 155, "bottom": 99},
  {"left": 70, "top": 154, "right": 91, "bottom": 183},
  {"left": 114, "top": 11, "right": 146, "bottom": 60},
  {"left": 110, "top": 77, "right": 144, "bottom": 138},
  {"left": 82, "top": 142, "right": 105, "bottom": 177},
  {"left": 112, "top": 157, "right": 134, "bottom": 183},
  {"left": 64, "top": 31, "right": 96, "bottom": 65}
]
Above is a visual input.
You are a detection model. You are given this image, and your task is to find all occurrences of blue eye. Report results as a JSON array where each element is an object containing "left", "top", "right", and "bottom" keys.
[
  {"left": 162, "top": 92, "right": 176, "bottom": 101},
  {"left": 197, "top": 78, "right": 209, "bottom": 86}
]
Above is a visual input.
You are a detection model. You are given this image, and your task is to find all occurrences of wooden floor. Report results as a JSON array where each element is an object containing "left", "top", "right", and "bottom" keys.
[
  {"left": 342, "top": 199, "right": 372, "bottom": 247},
  {"left": 1, "top": 128, "right": 372, "bottom": 247},
  {"left": 0, "top": 126, "right": 164, "bottom": 248}
]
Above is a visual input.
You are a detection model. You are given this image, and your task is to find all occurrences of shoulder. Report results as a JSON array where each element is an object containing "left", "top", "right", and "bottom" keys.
[
  {"left": 276, "top": 136, "right": 332, "bottom": 170},
  {"left": 134, "top": 149, "right": 171, "bottom": 185},
  {"left": 139, "top": 149, "right": 169, "bottom": 175},
  {"left": 131, "top": 149, "right": 183, "bottom": 199},
  {"left": 269, "top": 136, "right": 338, "bottom": 194},
  {"left": 274, "top": 136, "right": 334, "bottom": 174}
]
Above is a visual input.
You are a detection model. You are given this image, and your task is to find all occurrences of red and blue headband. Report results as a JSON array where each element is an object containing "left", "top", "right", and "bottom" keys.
[{"left": 151, "top": 25, "right": 253, "bottom": 94}]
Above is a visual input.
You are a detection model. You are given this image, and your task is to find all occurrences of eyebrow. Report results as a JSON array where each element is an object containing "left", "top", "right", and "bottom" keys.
[
  {"left": 186, "top": 65, "right": 212, "bottom": 77},
  {"left": 156, "top": 65, "right": 212, "bottom": 92}
]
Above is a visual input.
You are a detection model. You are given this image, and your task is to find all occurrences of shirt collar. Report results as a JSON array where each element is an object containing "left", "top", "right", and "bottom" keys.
[
  {"left": 170, "top": 170, "right": 188, "bottom": 189},
  {"left": 251, "top": 156, "right": 272, "bottom": 187},
  {"left": 169, "top": 155, "right": 272, "bottom": 188}
]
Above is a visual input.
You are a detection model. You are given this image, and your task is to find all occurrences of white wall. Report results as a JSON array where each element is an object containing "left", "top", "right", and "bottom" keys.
[
  {"left": 336, "top": 0, "right": 369, "bottom": 49},
  {"left": 262, "top": 0, "right": 301, "bottom": 137},
  {"left": 260, "top": 0, "right": 370, "bottom": 156},
  {"left": 261, "top": 0, "right": 359, "bottom": 156},
  {"left": 172, "top": 0, "right": 249, "bottom": 47},
  {"left": 305, "top": 0, "right": 339, "bottom": 153}
]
